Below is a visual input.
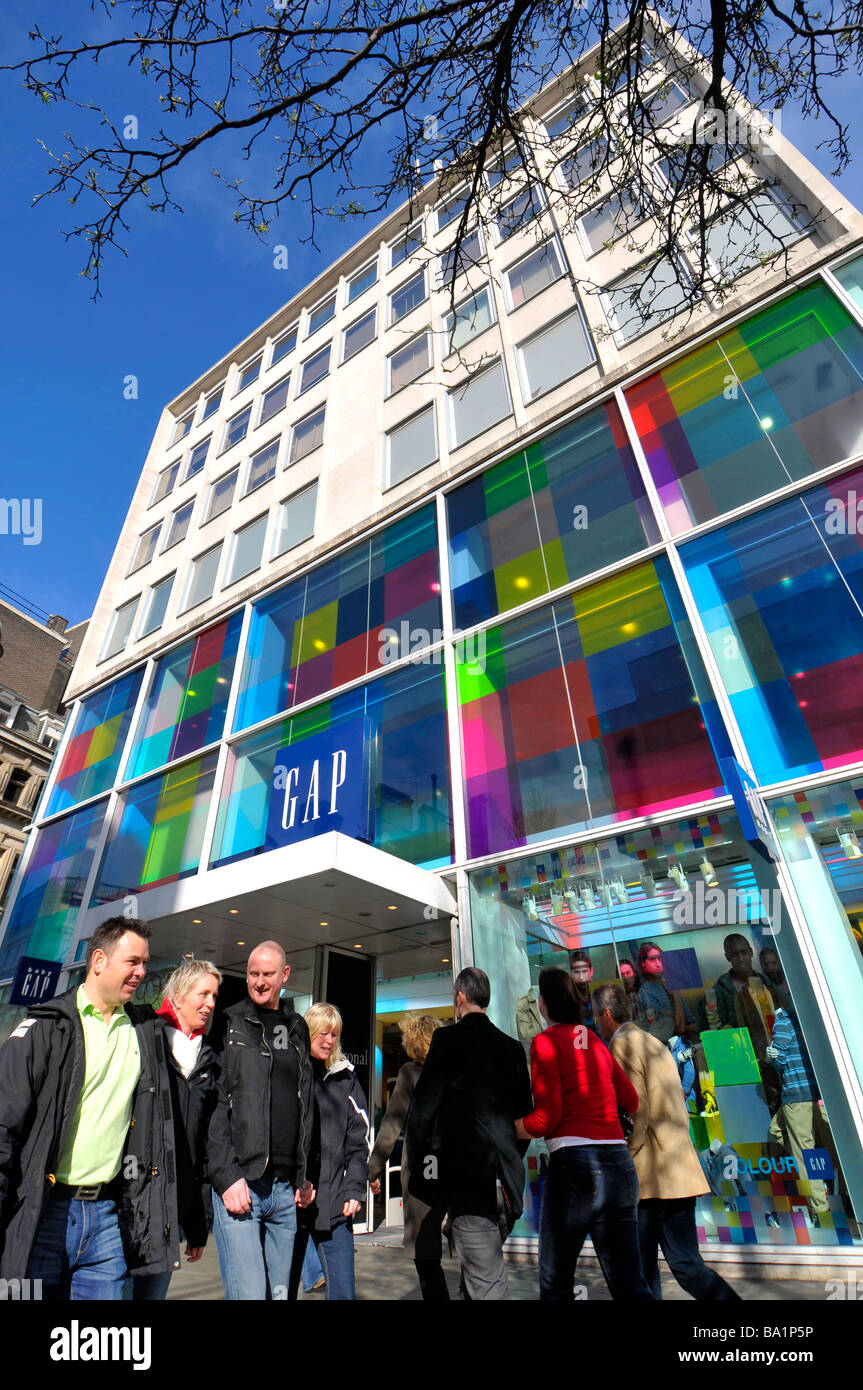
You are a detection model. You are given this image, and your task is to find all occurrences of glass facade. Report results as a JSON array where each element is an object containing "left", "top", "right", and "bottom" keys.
[{"left": 46, "top": 670, "right": 144, "bottom": 815}]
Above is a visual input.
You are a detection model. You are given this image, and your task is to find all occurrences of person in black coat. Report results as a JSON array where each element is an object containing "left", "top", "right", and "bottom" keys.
[
  {"left": 406, "top": 967, "right": 532, "bottom": 1301},
  {"left": 133, "top": 958, "right": 222, "bottom": 1300},
  {"left": 288, "top": 1003, "right": 369, "bottom": 1301}
]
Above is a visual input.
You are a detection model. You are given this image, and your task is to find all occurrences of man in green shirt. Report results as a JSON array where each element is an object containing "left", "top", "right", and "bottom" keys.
[{"left": 0, "top": 916, "right": 179, "bottom": 1298}]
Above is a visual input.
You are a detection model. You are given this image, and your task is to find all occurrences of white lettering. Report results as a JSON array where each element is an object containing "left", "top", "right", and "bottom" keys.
[
  {"left": 281, "top": 766, "right": 300, "bottom": 830},
  {"left": 329, "top": 749, "right": 347, "bottom": 814},
  {"left": 302, "top": 759, "right": 320, "bottom": 824}
]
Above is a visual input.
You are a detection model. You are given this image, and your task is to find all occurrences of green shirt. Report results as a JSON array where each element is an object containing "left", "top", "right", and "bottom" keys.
[{"left": 54, "top": 985, "right": 141, "bottom": 1185}]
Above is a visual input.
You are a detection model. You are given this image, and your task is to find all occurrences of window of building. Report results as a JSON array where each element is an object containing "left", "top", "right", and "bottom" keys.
[
  {"left": 185, "top": 436, "right": 211, "bottom": 480},
  {"left": 347, "top": 259, "right": 378, "bottom": 303},
  {"left": 129, "top": 523, "right": 162, "bottom": 574},
  {"left": 601, "top": 256, "right": 693, "bottom": 344},
  {"left": 439, "top": 228, "right": 484, "bottom": 284},
  {"left": 437, "top": 192, "right": 469, "bottom": 232},
  {"left": 561, "top": 135, "right": 609, "bottom": 188},
  {"left": 201, "top": 386, "right": 223, "bottom": 421},
  {"left": 171, "top": 409, "right": 194, "bottom": 445},
  {"left": 3, "top": 767, "right": 31, "bottom": 806},
  {"left": 516, "top": 308, "right": 595, "bottom": 402},
  {"left": 390, "top": 222, "right": 423, "bottom": 268},
  {"left": 578, "top": 188, "right": 648, "bottom": 255},
  {"left": 222, "top": 405, "right": 252, "bottom": 452},
  {"left": 163, "top": 500, "right": 194, "bottom": 551},
  {"left": 388, "top": 333, "right": 431, "bottom": 394},
  {"left": 102, "top": 596, "right": 140, "bottom": 658},
  {"left": 151, "top": 460, "right": 180, "bottom": 507},
  {"left": 505, "top": 240, "right": 565, "bottom": 309},
  {"left": 299, "top": 343, "right": 331, "bottom": 394},
  {"left": 655, "top": 139, "right": 736, "bottom": 190},
  {"left": 444, "top": 286, "right": 496, "bottom": 354},
  {"left": 271, "top": 326, "right": 297, "bottom": 367},
  {"left": 644, "top": 80, "right": 690, "bottom": 126},
  {"left": 389, "top": 270, "right": 427, "bottom": 325},
  {"left": 274, "top": 481, "right": 318, "bottom": 557},
  {"left": 290, "top": 405, "right": 326, "bottom": 462},
  {"left": 342, "top": 308, "right": 377, "bottom": 363},
  {"left": 386, "top": 405, "right": 438, "bottom": 488},
  {"left": 139, "top": 573, "right": 174, "bottom": 637},
  {"left": 703, "top": 189, "right": 806, "bottom": 281},
  {"left": 206, "top": 467, "right": 239, "bottom": 523},
  {"left": 226, "top": 514, "right": 269, "bottom": 587},
  {"left": 495, "top": 185, "right": 544, "bottom": 242},
  {"left": 236, "top": 356, "right": 262, "bottom": 393},
  {"left": 307, "top": 295, "right": 336, "bottom": 335},
  {"left": 448, "top": 359, "right": 511, "bottom": 448},
  {"left": 543, "top": 93, "right": 587, "bottom": 140},
  {"left": 181, "top": 544, "right": 222, "bottom": 612},
  {"left": 259, "top": 374, "right": 291, "bottom": 426},
  {"left": 11, "top": 706, "right": 39, "bottom": 739},
  {"left": 245, "top": 438, "right": 280, "bottom": 495},
  {"left": 486, "top": 147, "right": 524, "bottom": 187}
]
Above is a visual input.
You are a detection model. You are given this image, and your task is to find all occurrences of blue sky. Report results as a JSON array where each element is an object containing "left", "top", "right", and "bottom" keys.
[{"left": 1, "top": 2, "right": 861, "bottom": 628}]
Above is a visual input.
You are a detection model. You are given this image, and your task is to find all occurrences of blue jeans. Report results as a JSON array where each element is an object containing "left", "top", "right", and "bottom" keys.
[
  {"left": 289, "top": 1221, "right": 355, "bottom": 1301},
  {"left": 638, "top": 1198, "right": 741, "bottom": 1300},
  {"left": 133, "top": 1270, "right": 173, "bottom": 1300},
  {"left": 539, "top": 1144, "right": 654, "bottom": 1301},
  {"left": 301, "top": 1237, "right": 325, "bottom": 1291},
  {"left": 213, "top": 1174, "right": 297, "bottom": 1300},
  {"left": 26, "top": 1195, "right": 130, "bottom": 1300}
]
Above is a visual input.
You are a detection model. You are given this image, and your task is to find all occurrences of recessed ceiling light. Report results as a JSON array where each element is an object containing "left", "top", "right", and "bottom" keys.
[
  {"left": 387, "top": 904, "right": 398, "bottom": 911},
  {"left": 441, "top": 957, "right": 450, "bottom": 963},
  {"left": 192, "top": 919, "right": 202, "bottom": 925},
  {"left": 236, "top": 940, "right": 246, "bottom": 946},
  {"left": 319, "top": 921, "right": 329, "bottom": 927},
  {"left": 184, "top": 953, "right": 193, "bottom": 958},
  {"left": 358, "top": 911, "right": 371, "bottom": 918},
  {"left": 323, "top": 882, "right": 335, "bottom": 887},
  {"left": 229, "top": 908, "right": 239, "bottom": 914},
  {"left": 353, "top": 943, "right": 363, "bottom": 949}
]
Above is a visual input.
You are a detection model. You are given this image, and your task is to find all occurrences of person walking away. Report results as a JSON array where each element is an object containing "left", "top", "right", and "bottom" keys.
[
  {"left": 368, "top": 1014, "right": 447, "bottom": 1299},
  {"left": 515, "top": 968, "right": 653, "bottom": 1301},
  {"left": 407, "top": 967, "right": 532, "bottom": 1301},
  {"left": 133, "top": 958, "right": 222, "bottom": 1299},
  {"left": 288, "top": 1003, "right": 369, "bottom": 1300},
  {"left": 596, "top": 984, "right": 740, "bottom": 1301},
  {"left": 208, "top": 940, "right": 314, "bottom": 1300}
]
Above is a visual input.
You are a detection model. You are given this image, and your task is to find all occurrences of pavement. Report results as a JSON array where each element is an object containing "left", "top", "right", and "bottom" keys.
[{"left": 166, "top": 1227, "right": 835, "bottom": 1301}]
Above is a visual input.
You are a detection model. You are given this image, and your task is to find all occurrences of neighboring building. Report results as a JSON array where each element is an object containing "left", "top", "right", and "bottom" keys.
[
  {"left": 3, "top": 16, "right": 863, "bottom": 1270},
  {"left": 0, "top": 590, "right": 87, "bottom": 920}
]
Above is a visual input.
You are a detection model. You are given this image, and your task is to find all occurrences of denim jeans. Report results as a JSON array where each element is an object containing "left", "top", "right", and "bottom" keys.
[
  {"left": 638, "top": 1197, "right": 741, "bottom": 1301},
  {"left": 301, "top": 1237, "right": 325, "bottom": 1291},
  {"left": 132, "top": 1270, "right": 173, "bottom": 1301},
  {"left": 213, "top": 1174, "right": 297, "bottom": 1300},
  {"left": 289, "top": 1220, "right": 355, "bottom": 1301},
  {"left": 539, "top": 1144, "right": 654, "bottom": 1301},
  {"left": 26, "top": 1194, "right": 130, "bottom": 1300}
]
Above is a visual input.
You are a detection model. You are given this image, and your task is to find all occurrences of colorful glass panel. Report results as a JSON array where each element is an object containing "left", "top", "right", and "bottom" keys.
[
  {"left": 456, "top": 556, "right": 730, "bottom": 857},
  {"left": 446, "top": 401, "right": 659, "bottom": 629},
  {"left": 0, "top": 800, "right": 108, "bottom": 974},
  {"left": 680, "top": 462, "right": 863, "bottom": 784},
  {"left": 235, "top": 504, "right": 440, "bottom": 729},
  {"left": 627, "top": 282, "right": 863, "bottom": 533},
  {"left": 90, "top": 753, "right": 219, "bottom": 904},
  {"left": 127, "top": 612, "right": 243, "bottom": 779},
  {"left": 214, "top": 663, "right": 452, "bottom": 869},
  {"left": 46, "top": 670, "right": 143, "bottom": 815}
]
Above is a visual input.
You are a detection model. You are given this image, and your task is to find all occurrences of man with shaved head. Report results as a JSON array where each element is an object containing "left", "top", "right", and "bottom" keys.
[{"left": 208, "top": 941, "right": 314, "bottom": 1299}]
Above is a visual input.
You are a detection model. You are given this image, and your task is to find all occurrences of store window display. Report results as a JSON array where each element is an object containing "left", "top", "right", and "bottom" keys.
[
  {"left": 468, "top": 808, "right": 860, "bottom": 1248},
  {"left": 569, "top": 949, "right": 597, "bottom": 1032}
]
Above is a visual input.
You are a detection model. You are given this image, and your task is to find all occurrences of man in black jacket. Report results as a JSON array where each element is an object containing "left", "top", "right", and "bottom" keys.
[
  {"left": 0, "top": 917, "right": 179, "bottom": 1298},
  {"left": 406, "top": 966, "right": 532, "bottom": 1300},
  {"left": 208, "top": 940, "right": 314, "bottom": 1300}
]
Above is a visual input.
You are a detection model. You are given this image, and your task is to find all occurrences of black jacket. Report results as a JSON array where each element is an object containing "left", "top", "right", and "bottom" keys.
[
  {"left": 0, "top": 989, "right": 179, "bottom": 1281},
  {"left": 302, "top": 1058, "right": 369, "bottom": 1234},
  {"left": 159, "top": 1023, "right": 219, "bottom": 1248},
  {"left": 406, "top": 1012, "right": 532, "bottom": 1225},
  {"left": 207, "top": 998, "right": 313, "bottom": 1196}
]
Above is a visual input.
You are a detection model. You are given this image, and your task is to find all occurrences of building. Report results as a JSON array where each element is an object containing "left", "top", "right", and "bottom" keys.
[
  {"left": 0, "top": 590, "right": 87, "bottom": 923},
  {"left": 2, "top": 14, "right": 863, "bottom": 1271}
]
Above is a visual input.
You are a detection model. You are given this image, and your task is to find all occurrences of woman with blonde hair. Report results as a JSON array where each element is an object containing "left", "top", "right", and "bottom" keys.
[
  {"left": 288, "top": 1002, "right": 369, "bottom": 1301},
  {"left": 368, "top": 1013, "right": 448, "bottom": 1300},
  {"left": 133, "top": 957, "right": 221, "bottom": 1300}
]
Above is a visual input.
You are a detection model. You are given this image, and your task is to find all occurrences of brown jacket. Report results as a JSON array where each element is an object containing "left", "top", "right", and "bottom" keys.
[{"left": 608, "top": 1021, "right": 709, "bottom": 1202}]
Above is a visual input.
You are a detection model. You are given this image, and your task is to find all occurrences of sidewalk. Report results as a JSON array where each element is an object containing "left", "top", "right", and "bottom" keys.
[{"left": 167, "top": 1232, "right": 833, "bottom": 1301}]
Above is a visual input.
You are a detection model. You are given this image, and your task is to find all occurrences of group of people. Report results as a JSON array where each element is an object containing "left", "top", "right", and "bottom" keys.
[{"left": 0, "top": 913, "right": 745, "bottom": 1301}]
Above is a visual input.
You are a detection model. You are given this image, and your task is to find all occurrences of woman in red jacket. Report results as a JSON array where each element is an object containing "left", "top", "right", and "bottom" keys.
[{"left": 516, "top": 967, "right": 654, "bottom": 1301}]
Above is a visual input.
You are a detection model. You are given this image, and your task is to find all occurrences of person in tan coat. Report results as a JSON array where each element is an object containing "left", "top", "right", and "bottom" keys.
[{"left": 595, "top": 985, "right": 740, "bottom": 1302}]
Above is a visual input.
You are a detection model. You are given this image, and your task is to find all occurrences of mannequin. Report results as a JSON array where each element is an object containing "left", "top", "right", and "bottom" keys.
[{"left": 636, "top": 942, "right": 697, "bottom": 1043}]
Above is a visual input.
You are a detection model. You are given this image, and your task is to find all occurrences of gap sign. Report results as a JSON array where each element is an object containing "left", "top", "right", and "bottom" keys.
[{"left": 266, "top": 719, "right": 369, "bottom": 850}]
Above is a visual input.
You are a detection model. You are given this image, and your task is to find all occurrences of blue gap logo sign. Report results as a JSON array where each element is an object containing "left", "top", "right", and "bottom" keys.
[{"left": 266, "top": 717, "right": 370, "bottom": 850}]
